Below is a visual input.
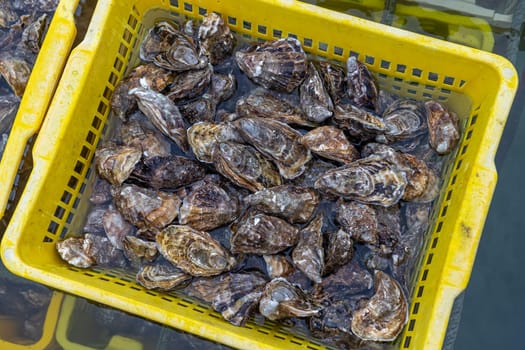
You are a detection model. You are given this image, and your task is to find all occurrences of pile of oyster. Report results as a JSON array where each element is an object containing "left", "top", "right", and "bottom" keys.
[{"left": 56, "top": 13, "right": 460, "bottom": 348}]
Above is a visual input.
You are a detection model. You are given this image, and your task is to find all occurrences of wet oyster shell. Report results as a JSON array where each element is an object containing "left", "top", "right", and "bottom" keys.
[
  {"left": 230, "top": 211, "right": 299, "bottom": 255},
  {"left": 20, "top": 13, "right": 47, "bottom": 54},
  {"left": 336, "top": 200, "right": 378, "bottom": 245},
  {"left": 263, "top": 255, "right": 294, "bottom": 279},
  {"left": 346, "top": 56, "right": 379, "bottom": 111},
  {"left": 300, "top": 62, "right": 334, "bottom": 123},
  {"left": 122, "top": 236, "right": 158, "bottom": 266},
  {"left": 213, "top": 141, "right": 282, "bottom": 192},
  {"left": 136, "top": 262, "right": 191, "bottom": 291},
  {"left": 292, "top": 158, "right": 337, "bottom": 189},
  {"left": 83, "top": 205, "right": 107, "bottom": 234},
  {"left": 89, "top": 177, "right": 112, "bottom": 205},
  {"left": 95, "top": 143, "right": 142, "bottom": 186},
  {"left": 259, "top": 278, "right": 323, "bottom": 320},
  {"left": 0, "top": 52, "right": 31, "bottom": 96},
  {"left": 377, "top": 99, "right": 428, "bottom": 144},
  {"left": 156, "top": 225, "right": 236, "bottom": 276},
  {"left": 166, "top": 64, "right": 213, "bottom": 102},
  {"left": 56, "top": 233, "right": 127, "bottom": 268},
  {"left": 102, "top": 205, "right": 135, "bottom": 250},
  {"left": 179, "top": 176, "right": 241, "bottom": 231},
  {"left": 198, "top": 13, "right": 235, "bottom": 65},
  {"left": 242, "top": 184, "right": 319, "bottom": 223},
  {"left": 178, "top": 93, "right": 216, "bottom": 125},
  {"left": 317, "top": 61, "right": 346, "bottom": 105},
  {"left": 185, "top": 272, "right": 267, "bottom": 326},
  {"left": 210, "top": 73, "right": 236, "bottom": 103},
  {"left": 114, "top": 184, "right": 181, "bottom": 229},
  {"left": 323, "top": 259, "right": 374, "bottom": 299},
  {"left": 235, "top": 37, "right": 307, "bottom": 93},
  {"left": 333, "top": 103, "right": 386, "bottom": 139},
  {"left": 187, "top": 121, "right": 244, "bottom": 163},
  {"left": 292, "top": 213, "right": 324, "bottom": 283},
  {"left": 425, "top": 100, "right": 460, "bottom": 155},
  {"left": 120, "top": 119, "right": 171, "bottom": 159},
  {"left": 351, "top": 270, "right": 408, "bottom": 341},
  {"left": 234, "top": 117, "right": 311, "bottom": 179},
  {"left": 324, "top": 228, "right": 354, "bottom": 275},
  {"left": 299, "top": 126, "right": 359, "bottom": 164},
  {"left": 236, "top": 88, "right": 316, "bottom": 127}
]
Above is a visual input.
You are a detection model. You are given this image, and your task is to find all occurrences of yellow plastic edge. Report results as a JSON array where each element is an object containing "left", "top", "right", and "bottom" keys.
[{"left": 0, "top": 0, "right": 79, "bottom": 218}]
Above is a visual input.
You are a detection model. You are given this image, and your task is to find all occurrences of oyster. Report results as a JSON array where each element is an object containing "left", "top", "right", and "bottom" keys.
[
  {"left": 129, "top": 83, "right": 188, "bottom": 151},
  {"left": 130, "top": 155, "right": 207, "bottom": 190},
  {"left": 374, "top": 204, "right": 402, "bottom": 255},
  {"left": 94, "top": 143, "right": 142, "bottom": 186},
  {"left": 185, "top": 272, "right": 267, "bottom": 326},
  {"left": 210, "top": 73, "right": 236, "bottom": 102},
  {"left": 333, "top": 103, "right": 386, "bottom": 139},
  {"left": 102, "top": 205, "right": 135, "bottom": 249},
  {"left": 317, "top": 61, "right": 346, "bottom": 105},
  {"left": 187, "top": 121, "right": 244, "bottom": 163},
  {"left": 292, "top": 158, "right": 337, "bottom": 189},
  {"left": 300, "top": 62, "right": 334, "bottom": 123},
  {"left": 56, "top": 233, "right": 126, "bottom": 268},
  {"left": 236, "top": 37, "right": 307, "bottom": 93},
  {"left": 213, "top": 141, "right": 282, "bottom": 192},
  {"left": 119, "top": 119, "right": 171, "bottom": 159},
  {"left": 314, "top": 155, "right": 408, "bottom": 207},
  {"left": 136, "top": 262, "right": 191, "bottom": 291},
  {"left": 263, "top": 255, "right": 294, "bottom": 279},
  {"left": 20, "top": 13, "right": 47, "bottom": 54},
  {"left": 179, "top": 176, "right": 241, "bottom": 231},
  {"left": 292, "top": 213, "right": 324, "bottom": 283},
  {"left": 299, "top": 126, "right": 359, "bottom": 164},
  {"left": 0, "top": 52, "right": 31, "bottom": 96},
  {"left": 198, "top": 12, "right": 235, "bottom": 65},
  {"left": 377, "top": 99, "right": 428, "bottom": 144},
  {"left": 83, "top": 206, "right": 107, "bottom": 234},
  {"left": 178, "top": 93, "right": 216, "bottom": 124},
  {"left": 323, "top": 259, "right": 374, "bottom": 297},
  {"left": 236, "top": 88, "right": 316, "bottom": 127},
  {"left": 113, "top": 184, "right": 181, "bottom": 229},
  {"left": 259, "top": 278, "right": 322, "bottom": 320},
  {"left": 351, "top": 270, "right": 408, "bottom": 341},
  {"left": 122, "top": 235, "right": 158, "bottom": 265},
  {"left": 378, "top": 90, "right": 399, "bottom": 115},
  {"left": 425, "top": 100, "right": 460, "bottom": 154},
  {"left": 166, "top": 64, "right": 212, "bottom": 102},
  {"left": 242, "top": 184, "right": 319, "bottom": 223},
  {"left": 89, "top": 177, "right": 112, "bottom": 205},
  {"left": 230, "top": 211, "right": 299, "bottom": 255},
  {"left": 346, "top": 56, "right": 379, "bottom": 111},
  {"left": 156, "top": 225, "right": 236, "bottom": 276},
  {"left": 336, "top": 200, "right": 378, "bottom": 244},
  {"left": 324, "top": 228, "right": 354, "bottom": 275},
  {"left": 234, "top": 117, "right": 311, "bottom": 179}
]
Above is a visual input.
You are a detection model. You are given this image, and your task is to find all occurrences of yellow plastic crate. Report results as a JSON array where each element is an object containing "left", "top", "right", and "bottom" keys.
[
  {"left": 1, "top": 0, "right": 518, "bottom": 349},
  {"left": 0, "top": 0, "right": 80, "bottom": 224},
  {"left": 0, "top": 291, "right": 63, "bottom": 350}
]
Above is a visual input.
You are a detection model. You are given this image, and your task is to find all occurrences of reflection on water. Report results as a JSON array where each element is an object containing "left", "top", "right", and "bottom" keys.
[{"left": 0, "top": 0, "right": 523, "bottom": 349}]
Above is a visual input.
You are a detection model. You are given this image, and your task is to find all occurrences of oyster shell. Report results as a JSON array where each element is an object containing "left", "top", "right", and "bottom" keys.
[
  {"left": 259, "top": 278, "right": 323, "bottom": 320},
  {"left": 122, "top": 235, "right": 158, "bottom": 266},
  {"left": 333, "top": 103, "right": 386, "bottom": 139},
  {"left": 83, "top": 205, "right": 107, "bottom": 234},
  {"left": 292, "top": 158, "right": 337, "bottom": 189},
  {"left": 377, "top": 99, "right": 428, "bottom": 144},
  {"left": 179, "top": 176, "right": 241, "bottom": 231},
  {"left": 102, "top": 205, "right": 135, "bottom": 250},
  {"left": 178, "top": 93, "right": 216, "bottom": 125},
  {"left": 187, "top": 121, "right": 244, "bottom": 163},
  {"left": 235, "top": 37, "right": 307, "bottom": 93},
  {"left": 324, "top": 228, "right": 354, "bottom": 275},
  {"left": 136, "top": 262, "right": 191, "bottom": 291},
  {"left": 129, "top": 83, "right": 188, "bottom": 151},
  {"left": 263, "top": 255, "right": 294, "bottom": 279},
  {"left": 236, "top": 88, "right": 316, "bottom": 127},
  {"left": 317, "top": 61, "right": 346, "bottom": 105},
  {"left": 346, "top": 56, "right": 379, "bottom": 111},
  {"left": 242, "top": 184, "right": 319, "bottom": 223},
  {"left": 314, "top": 155, "right": 408, "bottom": 207},
  {"left": 166, "top": 64, "right": 212, "bottom": 102},
  {"left": 213, "top": 141, "right": 282, "bottom": 192},
  {"left": 234, "top": 117, "right": 311, "bottom": 179},
  {"left": 113, "top": 184, "right": 181, "bottom": 229},
  {"left": 300, "top": 62, "right": 334, "bottom": 123},
  {"left": 198, "top": 12, "right": 235, "bottom": 65},
  {"left": 20, "top": 13, "right": 47, "bottom": 54},
  {"left": 94, "top": 143, "right": 142, "bottom": 186},
  {"left": 323, "top": 259, "right": 374, "bottom": 297},
  {"left": 210, "top": 73, "right": 236, "bottom": 102},
  {"left": 56, "top": 233, "right": 126, "bottom": 268},
  {"left": 185, "top": 272, "right": 267, "bottom": 326},
  {"left": 0, "top": 52, "right": 31, "bottom": 96},
  {"left": 425, "top": 100, "right": 460, "bottom": 154},
  {"left": 89, "top": 177, "right": 112, "bottom": 205},
  {"left": 292, "top": 213, "right": 324, "bottom": 283},
  {"left": 351, "top": 270, "right": 408, "bottom": 341},
  {"left": 230, "top": 211, "right": 299, "bottom": 255},
  {"left": 156, "top": 225, "right": 236, "bottom": 276},
  {"left": 119, "top": 119, "right": 171, "bottom": 159},
  {"left": 299, "top": 126, "right": 359, "bottom": 164},
  {"left": 336, "top": 200, "right": 378, "bottom": 244},
  {"left": 130, "top": 155, "right": 207, "bottom": 190}
]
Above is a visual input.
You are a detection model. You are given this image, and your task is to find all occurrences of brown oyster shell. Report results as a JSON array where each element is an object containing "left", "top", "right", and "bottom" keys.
[
  {"left": 56, "top": 233, "right": 127, "bottom": 268},
  {"left": 336, "top": 200, "right": 378, "bottom": 245},
  {"left": 263, "top": 255, "right": 294, "bottom": 279},
  {"left": 102, "top": 205, "right": 135, "bottom": 250},
  {"left": 377, "top": 99, "right": 428, "bottom": 144},
  {"left": 136, "top": 262, "right": 191, "bottom": 291},
  {"left": 213, "top": 141, "right": 282, "bottom": 192},
  {"left": 198, "top": 13, "right": 235, "bottom": 65},
  {"left": 236, "top": 88, "right": 316, "bottom": 127},
  {"left": 187, "top": 121, "right": 244, "bottom": 163},
  {"left": 185, "top": 272, "right": 267, "bottom": 326},
  {"left": 351, "top": 270, "right": 408, "bottom": 341},
  {"left": 94, "top": 143, "right": 141, "bottom": 186},
  {"left": 130, "top": 155, "right": 207, "bottom": 190},
  {"left": 178, "top": 93, "right": 216, "bottom": 125},
  {"left": 83, "top": 205, "right": 107, "bottom": 234},
  {"left": 230, "top": 211, "right": 299, "bottom": 255},
  {"left": 324, "top": 229, "right": 354, "bottom": 275},
  {"left": 122, "top": 236, "right": 158, "bottom": 266},
  {"left": 235, "top": 37, "right": 307, "bottom": 93},
  {"left": 425, "top": 100, "right": 460, "bottom": 155},
  {"left": 0, "top": 52, "right": 31, "bottom": 96},
  {"left": 300, "top": 62, "right": 334, "bottom": 123},
  {"left": 156, "top": 225, "right": 236, "bottom": 276},
  {"left": 333, "top": 103, "right": 386, "bottom": 140},
  {"left": 321, "top": 259, "right": 374, "bottom": 298},
  {"left": 242, "top": 184, "right": 319, "bottom": 223},
  {"left": 292, "top": 213, "right": 325, "bottom": 283},
  {"left": 292, "top": 158, "right": 337, "bottom": 189},
  {"left": 346, "top": 56, "right": 379, "bottom": 112},
  {"left": 166, "top": 64, "right": 213, "bottom": 102},
  {"left": 113, "top": 184, "right": 181, "bottom": 229},
  {"left": 89, "top": 177, "right": 112, "bottom": 205},
  {"left": 210, "top": 73, "right": 236, "bottom": 103},
  {"left": 317, "top": 61, "right": 346, "bottom": 105},
  {"left": 119, "top": 119, "right": 171, "bottom": 159},
  {"left": 299, "top": 126, "right": 359, "bottom": 164},
  {"left": 234, "top": 117, "right": 311, "bottom": 179},
  {"left": 259, "top": 278, "right": 323, "bottom": 320},
  {"left": 179, "top": 176, "right": 241, "bottom": 231}
]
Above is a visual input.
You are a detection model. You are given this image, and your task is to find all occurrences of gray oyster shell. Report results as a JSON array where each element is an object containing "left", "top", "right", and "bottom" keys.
[
  {"left": 299, "top": 126, "right": 359, "bottom": 164},
  {"left": 425, "top": 100, "right": 460, "bottom": 155},
  {"left": 317, "top": 61, "right": 346, "bottom": 105},
  {"left": 292, "top": 213, "right": 324, "bottom": 283},
  {"left": 122, "top": 235, "right": 158, "bottom": 266},
  {"left": 336, "top": 200, "right": 378, "bottom": 245},
  {"left": 377, "top": 99, "right": 428, "bottom": 144},
  {"left": 136, "top": 262, "right": 191, "bottom": 291},
  {"left": 198, "top": 13, "right": 235, "bottom": 65},
  {"left": 346, "top": 56, "right": 379, "bottom": 112},
  {"left": 166, "top": 64, "right": 212, "bottom": 102},
  {"left": 324, "top": 228, "right": 354, "bottom": 275},
  {"left": 299, "top": 62, "right": 334, "bottom": 123},
  {"left": 263, "top": 255, "right": 294, "bottom": 279},
  {"left": 120, "top": 119, "right": 171, "bottom": 159},
  {"left": 211, "top": 73, "right": 236, "bottom": 103},
  {"left": 102, "top": 205, "right": 135, "bottom": 250},
  {"left": 94, "top": 143, "right": 141, "bottom": 186},
  {"left": 56, "top": 233, "right": 126, "bottom": 268},
  {"left": 187, "top": 121, "right": 244, "bottom": 163}
]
